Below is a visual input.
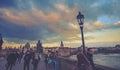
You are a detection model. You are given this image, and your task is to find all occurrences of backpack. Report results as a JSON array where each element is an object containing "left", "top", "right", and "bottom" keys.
[{"left": 48, "top": 58, "right": 52, "bottom": 64}]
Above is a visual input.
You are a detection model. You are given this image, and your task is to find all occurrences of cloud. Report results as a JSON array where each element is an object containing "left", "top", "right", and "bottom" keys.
[
  {"left": 83, "top": 21, "right": 109, "bottom": 32},
  {"left": 43, "top": 35, "right": 95, "bottom": 47},
  {"left": 31, "top": 7, "right": 61, "bottom": 24},
  {"left": 69, "top": 23, "right": 79, "bottom": 30},
  {"left": 55, "top": 3, "right": 71, "bottom": 13},
  {"left": 2, "top": 39, "right": 20, "bottom": 48},
  {"left": 1, "top": 10, "right": 36, "bottom": 26},
  {"left": 90, "top": 2, "right": 100, "bottom": 8},
  {"left": 93, "top": 21, "right": 108, "bottom": 28},
  {"left": 0, "top": 0, "right": 17, "bottom": 8},
  {"left": 0, "top": 0, "right": 120, "bottom": 47},
  {"left": 0, "top": 8, "right": 62, "bottom": 26},
  {"left": 0, "top": 6, "right": 77, "bottom": 41},
  {"left": 115, "top": 21, "right": 120, "bottom": 25}
]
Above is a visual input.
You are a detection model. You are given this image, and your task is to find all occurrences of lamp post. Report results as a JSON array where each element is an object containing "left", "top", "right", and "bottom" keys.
[{"left": 76, "top": 11, "right": 86, "bottom": 54}]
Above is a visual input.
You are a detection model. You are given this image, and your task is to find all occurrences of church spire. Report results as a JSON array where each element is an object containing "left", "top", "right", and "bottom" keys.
[{"left": 60, "top": 41, "right": 64, "bottom": 47}]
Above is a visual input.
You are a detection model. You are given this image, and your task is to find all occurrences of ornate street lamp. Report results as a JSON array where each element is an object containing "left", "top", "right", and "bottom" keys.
[{"left": 76, "top": 11, "right": 86, "bottom": 54}]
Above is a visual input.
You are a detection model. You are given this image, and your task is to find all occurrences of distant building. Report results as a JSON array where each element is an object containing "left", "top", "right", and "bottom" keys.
[
  {"left": 95, "top": 46, "right": 120, "bottom": 54},
  {"left": 36, "top": 40, "right": 43, "bottom": 53},
  {"left": 44, "top": 46, "right": 77, "bottom": 56},
  {"left": 58, "top": 41, "right": 73, "bottom": 56}
]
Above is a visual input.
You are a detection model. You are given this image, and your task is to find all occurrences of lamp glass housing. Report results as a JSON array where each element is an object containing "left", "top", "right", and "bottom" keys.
[{"left": 77, "top": 12, "right": 84, "bottom": 27}]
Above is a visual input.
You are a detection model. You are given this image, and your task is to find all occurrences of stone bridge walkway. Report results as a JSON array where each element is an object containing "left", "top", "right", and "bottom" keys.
[{"left": 0, "top": 57, "right": 54, "bottom": 70}]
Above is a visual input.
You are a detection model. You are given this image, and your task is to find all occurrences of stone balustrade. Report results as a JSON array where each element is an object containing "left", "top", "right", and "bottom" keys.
[{"left": 58, "top": 57, "right": 119, "bottom": 70}]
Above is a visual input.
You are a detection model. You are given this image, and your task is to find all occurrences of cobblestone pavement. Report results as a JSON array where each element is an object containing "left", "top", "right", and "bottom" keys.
[{"left": 0, "top": 57, "right": 54, "bottom": 70}]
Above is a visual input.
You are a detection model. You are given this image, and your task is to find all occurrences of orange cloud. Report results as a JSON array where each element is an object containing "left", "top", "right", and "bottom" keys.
[
  {"left": 32, "top": 7, "right": 61, "bottom": 23},
  {"left": 84, "top": 21, "right": 108, "bottom": 32},
  {"left": 0, "top": 7, "right": 62, "bottom": 27},
  {"left": 115, "top": 21, "right": 120, "bottom": 25},
  {"left": 1, "top": 9, "right": 37, "bottom": 26},
  {"left": 2, "top": 39, "right": 20, "bottom": 48}
]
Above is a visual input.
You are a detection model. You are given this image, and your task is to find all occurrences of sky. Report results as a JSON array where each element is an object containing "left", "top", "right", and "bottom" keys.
[{"left": 0, "top": 0, "right": 120, "bottom": 48}]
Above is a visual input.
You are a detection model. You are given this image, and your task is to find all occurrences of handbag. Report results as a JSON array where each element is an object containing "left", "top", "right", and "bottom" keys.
[{"left": 48, "top": 58, "right": 52, "bottom": 64}]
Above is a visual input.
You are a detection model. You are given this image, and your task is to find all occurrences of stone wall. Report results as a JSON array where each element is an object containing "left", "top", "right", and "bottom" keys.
[{"left": 58, "top": 57, "right": 119, "bottom": 70}]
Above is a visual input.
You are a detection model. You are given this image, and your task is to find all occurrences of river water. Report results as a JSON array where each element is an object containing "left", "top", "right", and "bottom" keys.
[{"left": 69, "top": 54, "right": 120, "bottom": 69}]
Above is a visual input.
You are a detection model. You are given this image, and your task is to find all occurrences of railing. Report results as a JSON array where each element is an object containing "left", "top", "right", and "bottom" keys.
[
  {"left": 0, "top": 53, "right": 119, "bottom": 70},
  {"left": 58, "top": 57, "right": 119, "bottom": 70}
]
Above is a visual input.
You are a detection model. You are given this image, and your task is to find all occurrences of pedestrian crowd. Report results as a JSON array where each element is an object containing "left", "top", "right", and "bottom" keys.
[
  {"left": 5, "top": 49, "right": 42, "bottom": 70},
  {"left": 5, "top": 49, "right": 59, "bottom": 70},
  {"left": 4, "top": 48, "right": 95, "bottom": 70}
]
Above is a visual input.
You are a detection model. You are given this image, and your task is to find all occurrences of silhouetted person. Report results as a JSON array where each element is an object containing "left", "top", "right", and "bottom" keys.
[
  {"left": 52, "top": 51, "right": 59, "bottom": 70},
  {"left": 37, "top": 40, "right": 43, "bottom": 53},
  {"left": 47, "top": 51, "right": 54, "bottom": 69},
  {"left": 6, "top": 51, "right": 16, "bottom": 70},
  {"left": 0, "top": 34, "right": 3, "bottom": 50},
  {"left": 44, "top": 54, "right": 48, "bottom": 70},
  {"left": 13, "top": 51, "right": 19, "bottom": 65},
  {"left": 18, "top": 52, "right": 23, "bottom": 63},
  {"left": 32, "top": 52, "right": 40, "bottom": 70},
  {"left": 87, "top": 48, "right": 95, "bottom": 70},
  {"left": 23, "top": 51, "right": 31, "bottom": 70},
  {"left": 77, "top": 52, "right": 92, "bottom": 70}
]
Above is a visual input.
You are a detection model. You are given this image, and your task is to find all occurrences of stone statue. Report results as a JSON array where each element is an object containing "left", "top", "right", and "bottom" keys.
[
  {"left": 0, "top": 34, "right": 3, "bottom": 50},
  {"left": 37, "top": 40, "right": 43, "bottom": 53}
]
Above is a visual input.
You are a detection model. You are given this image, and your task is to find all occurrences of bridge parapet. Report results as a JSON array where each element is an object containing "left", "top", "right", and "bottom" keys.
[{"left": 58, "top": 57, "right": 119, "bottom": 70}]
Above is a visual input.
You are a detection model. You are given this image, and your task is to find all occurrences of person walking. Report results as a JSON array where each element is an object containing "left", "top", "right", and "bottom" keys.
[
  {"left": 32, "top": 52, "right": 40, "bottom": 70},
  {"left": 13, "top": 51, "right": 19, "bottom": 65},
  {"left": 86, "top": 48, "right": 95, "bottom": 70},
  {"left": 23, "top": 51, "right": 31, "bottom": 70},
  {"left": 6, "top": 51, "right": 16, "bottom": 70},
  {"left": 52, "top": 51, "right": 59, "bottom": 70},
  {"left": 77, "top": 52, "right": 92, "bottom": 70},
  {"left": 18, "top": 52, "right": 23, "bottom": 63},
  {"left": 44, "top": 54, "right": 48, "bottom": 70}
]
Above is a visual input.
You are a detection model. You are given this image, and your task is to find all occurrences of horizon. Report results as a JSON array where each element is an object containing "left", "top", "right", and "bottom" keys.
[
  {"left": 2, "top": 41, "right": 120, "bottom": 48},
  {"left": 0, "top": 0, "right": 120, "bottom": 48}
]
